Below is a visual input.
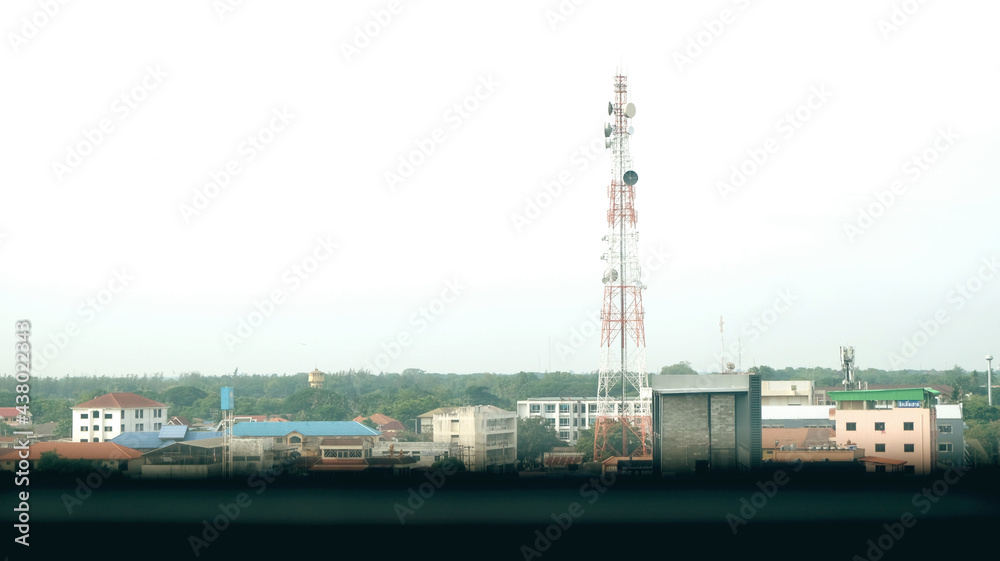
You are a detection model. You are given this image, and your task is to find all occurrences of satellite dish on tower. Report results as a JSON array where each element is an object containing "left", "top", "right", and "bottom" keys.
[
  {"left": 627, "top": 125, "right": 634, "bottom": 135},
  {"left": 602, "top": 268, "right": 619, "bottom": 284},
  {"left": 608, "top": 101, "right": 613, "bottom": 115},
  {"left": 604, "top": 138, "right": 611, "bottom": 149},
  {"left": 726, "top": 362, "right": 736, "bottom": 372},
  {"left": 623, "top": 170, "right": 638, "bottom": 185},
  {"left": 625, "top": 102, "right": 636, "bottom": 118},
  {"left": 604, "top": 123, "right": 612, "bottom": 137}
]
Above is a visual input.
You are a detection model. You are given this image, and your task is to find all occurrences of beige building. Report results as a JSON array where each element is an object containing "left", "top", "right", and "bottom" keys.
[
  {"left": 828, "top": 388, "right": 940, "bottom": 475},
  {"left": 761, "top": 381, "right": 813, "bottom": 406},
  {"left": 433, "top": 405, "right": 517, "bottom": 473}
]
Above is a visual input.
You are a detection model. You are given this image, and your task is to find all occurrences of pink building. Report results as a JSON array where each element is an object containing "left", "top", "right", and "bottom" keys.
[{"left": 828, "top": 388, "right": 940, "bottom": 475}]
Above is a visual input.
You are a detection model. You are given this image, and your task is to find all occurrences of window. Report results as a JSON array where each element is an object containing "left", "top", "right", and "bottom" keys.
[
  {"left": 874, "top": 400, "right": 893, "bottom": 410},
  {"left": 92, "top": 438, "right": 99, "bottom": 442},
  {"left": 938, "top": 424, "right": 952, "bottom": 433},
  {"left": 875, "top": 443, "right": 886, "bottom": 452},
  {"left": 845, "top": 422, "right": 856, "bottom": 431},
  {"left": 545, "top": 404, "right": 556, "bottom": 413},
  {"left": 559, "top": 404, "right": 569, "bottom": 413},
  {"left": 137, "top": 409, "right": 144, "bottom": 418},
  {"left": 153, "top": 423, "right": 162, "bottom": 430},
  {"left": 939, "top": 443, "right": 953, "bottom": 452},
  {"left": 154, "top": 409, "right": 162, "bottom": 418},
  {"left": 558, "top": 431, "right": 569, "bottom": 439},
  {"left": 136, "top": 424, "right": 144, "bottom": 431},
  {"left": 80, "top": 413, "right": 88, "bottom": 419},
  {"left": 289, "top": 436, "right": 302, "bottom": 443},
  {"left": 588, "top": 404, "right": 597, "bottom": 413},
  {"left": 91, "top": 410, "right": 99, "bottom": 418},
  {"left": 874, "top": 422, "right": 885, "bottom": 431},
  {"left": 104, "top": 426, "right": 112, "bottom": 431},
  {"left": 573, "top": 418, "right": 578, "bottom": 426},
  {"left": 105, "top": 413, "right": 113, "bottom": 419},
  {"left": 545, "top": 418, "right": 555, "bottom": 426},
  {"left": 559, "top": 418, "right": 569, "bottom": 426},
  {"left": 529, "top": 404, "right": 540, "bottom": 414},
  {"left": 80, "top": 426, "right": 88, "bottom": 432},
  {"left": 573, "top": 404, "right": 578, "bottom": 413},
  {"left": 93, "top": 425, "right": 99, "bottom": 431},
  {"left": 80, "top": 439, "right": 87, "bottom": 442},
  {"left": 904, "top": 444, "right": 914, "bottom": 453},
  {"left": 903, "top": 422, "right": 914, "bottom": 431},
  {"left": 120, "top": 424, "right": 125, "bottom": 432}
]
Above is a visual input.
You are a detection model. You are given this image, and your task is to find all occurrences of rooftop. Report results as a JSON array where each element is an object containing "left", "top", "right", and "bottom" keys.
[
  {"left": 232, "top": 421, "right": 380, "bottom": 437},
  {"left": 0, "top": 442, "right": 143, "bottom": 461},
  {"left": 74, "top": 392, "right": 166, "bottom": 409},
  {"left": 827, "top": 388, "right": 941, "bottom": 402}
]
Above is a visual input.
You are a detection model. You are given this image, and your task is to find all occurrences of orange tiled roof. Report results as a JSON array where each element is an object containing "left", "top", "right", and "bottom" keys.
[
  {"left": 74, "top": 392, "right": 166, "bottom": 409},
  {"left": 0, "top": 442, "right": 143, "bottom": 461}
]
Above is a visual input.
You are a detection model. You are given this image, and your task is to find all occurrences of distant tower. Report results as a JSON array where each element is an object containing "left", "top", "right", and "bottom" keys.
[
  {"left": 309, "top": 368, "right": 325, "bottom": 389},
  {"left": 840, "top": 346, "right": 864, "bottom": 390},
  {"left": 594, "top": 71, "right": 651, "bottom": 460}
]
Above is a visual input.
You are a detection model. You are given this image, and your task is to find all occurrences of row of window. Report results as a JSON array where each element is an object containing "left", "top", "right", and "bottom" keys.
[
  {"left": 78, "top": 422, "right": 161, "bottom": 432},
  {"left": 874, "top": 443, "right": 916, "bottom": 453},
  {"left": 529, "top": 404, "right": 600, "bottom": 414},
  {"left": 845, "top": 422, "right": 914, "bottom": 431},
  {"left": 79, "top": 409, "right": 164, "bottom": 420}
]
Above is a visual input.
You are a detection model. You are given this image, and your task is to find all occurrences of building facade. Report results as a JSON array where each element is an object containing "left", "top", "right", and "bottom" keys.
[
  {"left": 433, "top": 405, "right": 517, "bottom": 473},
  {"left": 71, "top": 393, "right": 168, "bottom": 443},
  {"left": 933, "top": 404, "right": 965, "bottom": 468},
  {"left": 761, "top": 381, "right": 814, "bottom": 406},
  {"left": 651, "top": 374, "right": 762, "bottom": 476},
  {"left": 828, "top": 388, "right": 939, "bottom": 475},
  {"left": 516, "top": 397, "right": 597, "bottom": 445}
]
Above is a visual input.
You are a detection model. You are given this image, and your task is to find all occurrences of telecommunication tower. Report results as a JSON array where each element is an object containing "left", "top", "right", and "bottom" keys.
[
  {"left": 840, "top": 346, "right": 865, "bottom": 390},
  {"left": 594, "top": 71, "right": 651, "bottom": 460}
]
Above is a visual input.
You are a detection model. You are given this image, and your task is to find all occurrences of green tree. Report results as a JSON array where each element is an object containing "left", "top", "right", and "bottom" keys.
[
  {"left": 966, "top": 420, "right": 1000, "bottom": 464},
  {"left": 516, "top": 417, "right": 562, "bottom": 469},
  {"left": 160, "top": 386, "right": 208, "bottom": 408},
  {"left": 431, "top": 456, "right": 465, "bottom": 472},
  {"left": 660, "top": 361, "right": 697, "bottom": 375}
]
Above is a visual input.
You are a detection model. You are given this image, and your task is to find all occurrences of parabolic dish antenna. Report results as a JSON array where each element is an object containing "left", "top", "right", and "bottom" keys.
[
  {"left": 604, "top": 123, "right": 612, "bottom": 137},
  {"left": 623, "top": 170, "right": 638, "bottom": 186},
  {"left": 604, "top": 138, "right": 611, "bottom": 149},
  {"left": 608, "top": 101, "right": 613, "bottom": 115},
  {"left": 602, "top": 268, "right": 619, "bottom": 284},
  {"left": 627, "top": 125, "right": 634, "bottom": 135},
  {"left": 625, "top": 102, "right": 636, "bottom": 118}
]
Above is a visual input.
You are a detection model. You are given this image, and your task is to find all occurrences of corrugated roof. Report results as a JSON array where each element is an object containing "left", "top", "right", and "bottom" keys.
[
  {"left": 827, "top": 388, "right": 940, "bottom": 402},
  {"left": 74, "top": 392, "right": 166, "bottom": 409},
  {"left": 936, "top": 404, "right": 963, "bottom": 420},
  {"left": 0, "top": 442, "right": 142, "bottom": 461},
  {"left": 110, "top": 433, "right": 173, "bottom": 449},
  {"left": 159, "top": 425, "right": 188, "bottom": 439},
  {"left": 232, "top": 421, "right": 380, "bottom": 437}
]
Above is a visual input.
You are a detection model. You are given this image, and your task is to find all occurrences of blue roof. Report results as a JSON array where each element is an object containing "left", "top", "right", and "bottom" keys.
[
  {"left": 231, "top": 421, "right": 380, "bottom": 437},
  {"left": 110, "top": 432, "right": 173, "bottom": 449},
  {"left": 158, "top": 425, "right": 188, "bottom": 439},
  {"left": 185, "top": 431, "right": 223, "bottom": 440}
]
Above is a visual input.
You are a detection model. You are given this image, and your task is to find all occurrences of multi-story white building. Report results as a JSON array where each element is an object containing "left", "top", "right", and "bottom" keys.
[
  {"left": 433, "top": 405, "right": 517, "bottom": 473},
  {"left": 71, "top": 392, "right": 168, "bottom": 443},
  {"left": 516, "top": 396, "right": 648, "bottom": 445}
]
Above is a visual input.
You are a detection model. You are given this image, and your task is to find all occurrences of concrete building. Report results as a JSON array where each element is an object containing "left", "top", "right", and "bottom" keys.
[
  {"left": 231, "top": 421, "right": 380, "bottom": 465},
  {"left": 72, "top": 393, "right": 168, "bottom": 443},
  {"left": 417, "top": 407, "right": 457, "bottom": 435},
  {"left": 433, "top": 405, "right": 517, "bottom": 473},
  {"left": 934, "top": 404, "right": 965, "bottom": 468},
  {"left": 761, "top": 380, "right": 813, "bottom": 406},
  {"left": 650, "top": 374, "right": 762, "bottom": 476},
  {"left": 828, "top": 388, "right": 940, "bottom": 475}
]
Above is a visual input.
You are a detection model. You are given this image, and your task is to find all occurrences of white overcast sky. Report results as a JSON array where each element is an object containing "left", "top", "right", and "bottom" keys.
[{"left": 2, "top": 0, "right": 999, "bottom": 378}]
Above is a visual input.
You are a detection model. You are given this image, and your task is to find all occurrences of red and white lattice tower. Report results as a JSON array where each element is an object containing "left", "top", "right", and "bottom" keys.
[{"left": 594, "top": 72, "right": 651, "bottom": 460}]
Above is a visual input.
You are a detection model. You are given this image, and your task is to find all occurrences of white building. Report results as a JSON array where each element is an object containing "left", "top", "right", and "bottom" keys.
[
  {"left": 433, "top": 405, "right": 517, "bottom": 473},
  {"left": 516, "top": 397, "right": 597, "bottom": 445},
  {"left": 72, "top": 392, "right": 168, "bottom": 443}
]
